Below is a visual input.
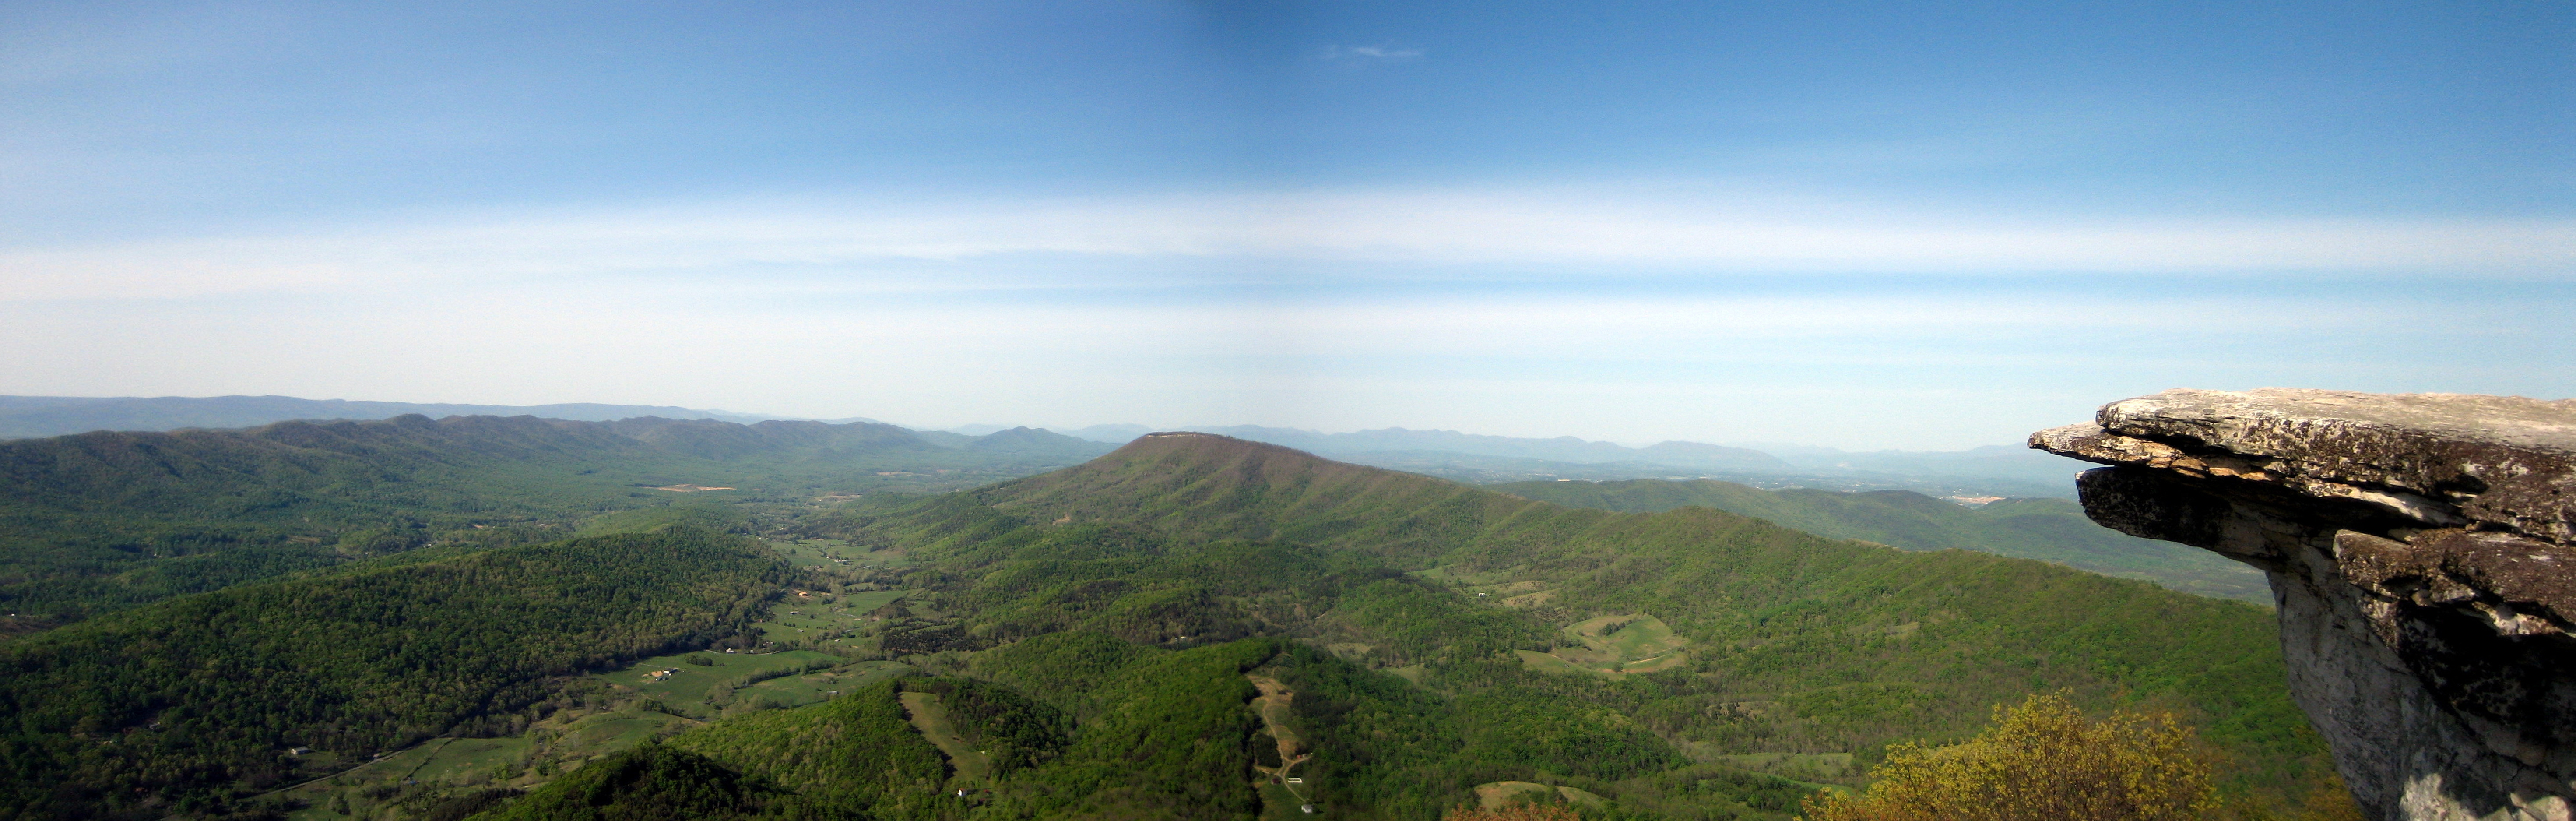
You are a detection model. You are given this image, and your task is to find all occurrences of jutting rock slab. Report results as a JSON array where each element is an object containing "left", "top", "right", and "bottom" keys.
[{"left": 2032, "top": 388, "right": 2576, "bottom": 821}]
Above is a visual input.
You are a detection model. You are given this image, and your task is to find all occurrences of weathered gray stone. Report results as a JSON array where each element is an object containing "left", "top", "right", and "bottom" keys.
[{"left": 2033, "top": 388, "right": 2576, "bottom": 821}]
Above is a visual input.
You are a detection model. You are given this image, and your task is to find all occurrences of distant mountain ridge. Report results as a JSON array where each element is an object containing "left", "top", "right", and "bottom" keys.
[
  {"left": 1191, "top": 425, "right": 1792, "bottom": 472},
  {"left": 0, "top": 413, "right": 1113, "bottom": 624},
  {"left": 0, "top": 394, "right": 820, "bottom": 439},
  {"left": 1041, "top": 423, "right": 2091, "bottom": 497},
  {"left": 1490, "top": 478, "right": 2266, "bottom": 601},
  {"left": 1036, "top": 423, "right": 1792, "bottom": 470},
  {"left": 2, "top": 395, "right": 2092, "bottom": 498}
]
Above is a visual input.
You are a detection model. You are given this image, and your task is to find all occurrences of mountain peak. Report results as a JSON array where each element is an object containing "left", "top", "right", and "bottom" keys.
[
  {"left": 1101, "top": 430, "right": 1333, "bottom": 465},
  {"left": 952, "top": 430, "right": 1558, "bottom": 557}
]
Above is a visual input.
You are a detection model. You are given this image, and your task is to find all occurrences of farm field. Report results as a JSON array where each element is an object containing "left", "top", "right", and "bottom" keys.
[
  {"left": 742, "top": 659, "right": 910, "bottom": 708},
  {"left": 600, "top": 649, "right": 845, "bottom": 706},
  {"left": 745, "top": 588, "right": 913, "bottom": 648},
  {"left": 759, "top": 536, "right": 918, "bottom": 573},
  {"left": 1518, "top": 614, "right": 1694, "bottom": 677}
]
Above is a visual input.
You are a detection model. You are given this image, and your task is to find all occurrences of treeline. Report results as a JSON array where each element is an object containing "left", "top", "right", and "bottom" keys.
[{"left": 0, "top": 528, "right": 786, "bottom": 819}]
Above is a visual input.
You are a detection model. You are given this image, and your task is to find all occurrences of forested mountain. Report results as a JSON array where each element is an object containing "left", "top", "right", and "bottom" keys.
[
  {"left": 681, "top": 433, "right": 2335, "bottom": 817},
  {"left": 0, "top": 528, "right": 785, "bottom": 819},
  {"left": 1489, "top": 479, "right": 2267, "bottom": 602},
  {"left": 0, "top": 414, "right": 1111, "bottom": 628},
  {"left": 1046, "top": 424, "right": 2092, "bottom": 498},
  {"left": 0, "top": 395, "right": 792, "bottom": 439},
  {"left": 1182, "top": 426, "right": 1792, "bottom": 472},
  {"left": 0, "top": 429, "right": 2343, "bottom": 819}
]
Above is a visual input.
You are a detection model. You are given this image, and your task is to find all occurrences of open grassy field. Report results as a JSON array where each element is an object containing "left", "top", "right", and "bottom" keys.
[
  {"left": 899, "top": 691, "right": 991, "bottom": 788},
  {"left": 746, "top": 587, "right": 912, "bottom": 649},
  {"left": 758, "top": 536, "right": 856, "bottom": 570},
  {"left": 1516, "top": 614, "right": 1694, "bottom": 677},
  {"left": 1476, "top": 780, "right": 1558, "bottom": 809},
  {"left": 742, "top": 659, "right": 908, "bottom": 707},
  {"left": 601, "top": 649, "right": 843, "bottom": 706},
  {"left": 1259, "top": 779, "right": 1311, "bottom": 820},
  {"left": 761, "top": 536, "right": 919, "bottom": 572},
  {"left": 1568, "top": 614, "right": 1690, "bottom": 659}
]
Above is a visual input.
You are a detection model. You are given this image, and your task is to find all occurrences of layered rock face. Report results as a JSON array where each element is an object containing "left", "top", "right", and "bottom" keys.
[{"left": 2032, "top": 389, "right": 2576, "bottom": 821}]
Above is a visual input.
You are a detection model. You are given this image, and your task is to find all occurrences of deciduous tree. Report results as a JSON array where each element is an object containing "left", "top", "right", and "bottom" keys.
[{"left": 1800, "top": 692, "right": 2218, "bottom": 821}]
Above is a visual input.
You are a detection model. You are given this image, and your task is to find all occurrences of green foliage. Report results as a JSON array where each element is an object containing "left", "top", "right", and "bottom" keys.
[
  {"left": 896, "top": 678, "right": 1071, "bottom": 772},
  {"left": 663, "top": 678, "right": 952, "bottom": 818},
  {"left": 1325, "top": 578, "right": 1551, "bottom": 665},
  {"left": 990, "top": 640, "right": 1272, "bottom": 818},
  {"left": 807, "top": 434, "right": 2335, "bottom": 813},
  {"left": 970, "top": 630, "right": 1155, "bottom": 715},
  {"left": 0, "top": 528, "right": 784, "bottom": 818},
  {"left": 576, "top": 502, "right": 754, "bottom": 537},
  {"left": 1605, "top": 764, "right": 1824, "bottom": 819},
  {"left": 1799, "top": 693, "right": 2218, "bottom": 821},
  {"left": 482, "top": 641, "right": 1272, "bottom": 820},
  {"left": 0, "top": 414, "right": 1107, "bottom": 624},
  {"left": 1491, "top": 479, "right": 2265, "bottom": 601},
  {"left": 3, "top": 429, "right": 2351, "bottom": 819},
  {"left": 470, "top": 743, "right": 785, "bottom": 821}
]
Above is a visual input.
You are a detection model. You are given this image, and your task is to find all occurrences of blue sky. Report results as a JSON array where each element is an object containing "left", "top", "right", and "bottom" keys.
[{"left": 2, "top": 0, "right": 2567, "bottom": 448}]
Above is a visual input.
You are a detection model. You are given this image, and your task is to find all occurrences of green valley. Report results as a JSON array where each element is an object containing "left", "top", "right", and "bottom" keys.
[
  {"left": 0, "top": 414, "right": 1111, "bottom": 631},
  {"left": 1490, "top": 478, "right": 2267, "bottom": 601},
  {"left": 0, "top": 426, "right": 2343, "bottom": 820}
]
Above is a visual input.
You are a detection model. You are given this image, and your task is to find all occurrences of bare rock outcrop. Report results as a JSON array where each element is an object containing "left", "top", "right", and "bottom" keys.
[{"left": 2031, "top": 388, "right": 2576, "bottom": 821}]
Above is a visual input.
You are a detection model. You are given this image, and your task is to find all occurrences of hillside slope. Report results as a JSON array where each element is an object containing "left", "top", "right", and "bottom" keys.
[
  {"left": 3, "top": 432, "right": 2341, "bottom": 818},
  {"left": 1489, "top": 479, "right": 2266, "bottom": 601},
  {"left": 0, "top": 528, "right": 785, "bottom": 819},
  {"left": 0, "top": 414, "right": 1111, "bottom": 625},
  {"left": 795, "top": 433, "right": 2335, "bottom": 815}
]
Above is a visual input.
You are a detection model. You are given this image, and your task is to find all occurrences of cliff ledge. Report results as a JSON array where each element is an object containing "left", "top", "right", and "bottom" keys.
[{"left": 2033, "top": 388, "right": 2576, "bottom": 821}]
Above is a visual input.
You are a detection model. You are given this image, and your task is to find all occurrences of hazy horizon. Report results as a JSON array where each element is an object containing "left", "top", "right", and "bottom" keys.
[{"left": 5, "top": 2, "right": 2567, "bottom": 451}]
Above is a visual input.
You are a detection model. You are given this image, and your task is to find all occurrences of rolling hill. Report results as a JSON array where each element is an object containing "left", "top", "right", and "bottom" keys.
[
  {"left": 0, "top": 528, "right": 786, "bottom": 819},
  {"left": 1488, "top": 479, "right": 2267, "bottom": 602},
  {"left": 0, "top": 429, "right": 2344, "bottom": 819},
  {"left": 0, "top": 414, "right": 1112, "bottom": 627},
  {"left": 766, "top": 433, "right": 2336, "bottom": 816},
  {"left": 0, "top": 394, "right": 796, "bottom": 439}
]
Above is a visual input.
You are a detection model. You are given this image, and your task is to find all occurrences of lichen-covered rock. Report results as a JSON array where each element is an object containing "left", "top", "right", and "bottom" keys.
[{"left": 2033, "top": 388, "right": 2576, "bottom": 821}]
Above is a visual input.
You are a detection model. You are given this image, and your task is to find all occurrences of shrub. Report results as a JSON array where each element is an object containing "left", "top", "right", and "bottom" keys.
[{"left": 1800, "top": 692, "right": 2218, "bottom": 821}]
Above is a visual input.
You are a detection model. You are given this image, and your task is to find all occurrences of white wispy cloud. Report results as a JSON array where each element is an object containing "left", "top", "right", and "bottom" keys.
[
  {"left": 1321, "top": 44, "right": 1423, "bottom": 61},
  {"left": 1, "top": 187, "right": 2567, "bottom": 301}
]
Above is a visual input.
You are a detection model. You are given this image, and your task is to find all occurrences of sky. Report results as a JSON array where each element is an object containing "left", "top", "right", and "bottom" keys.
[{"left": 2, "top": 0, "right": 2568, "bottom": 449}]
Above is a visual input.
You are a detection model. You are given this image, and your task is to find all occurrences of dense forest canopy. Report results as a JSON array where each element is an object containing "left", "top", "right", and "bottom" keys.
[
  {"left": 0, "top": 414, "right": 1109, "bottom": 628},
  {"left": 1489, "top": 479, "right": 2265, "bottom": 601},
  {"left": 0, "top": 425, "right": 2344, "bottom": 819},
  {"left": 0, "top": 528, "right": 785, "bottom": 818}
]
